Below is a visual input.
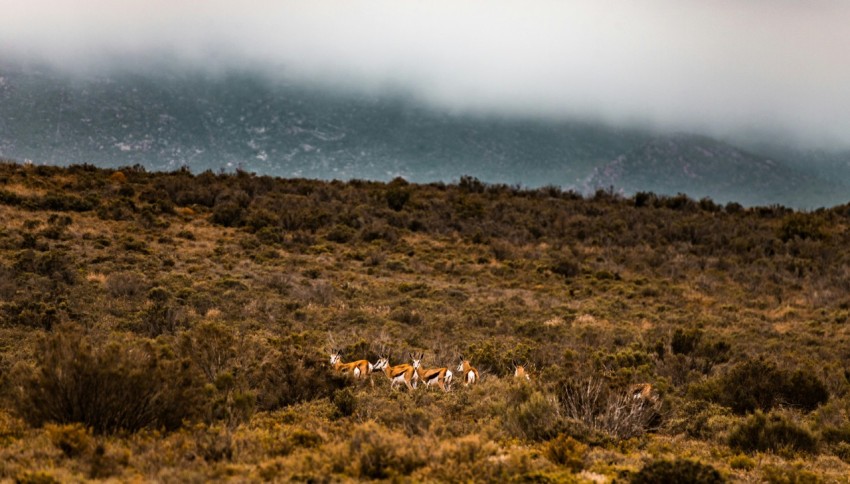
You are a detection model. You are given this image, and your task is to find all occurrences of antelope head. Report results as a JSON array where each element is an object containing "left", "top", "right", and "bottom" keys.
[
  {"left": 374, "top": 354, "right": 390, "bottom": 371},
  {"left": 513, "top": 360, "right": 530, "bottom": 380},
  {"left": 329, "top": 349, "right": 342, "bottom": 366},
  {"left": 410, "top": 352, "right": 424, "bottom": 370}
]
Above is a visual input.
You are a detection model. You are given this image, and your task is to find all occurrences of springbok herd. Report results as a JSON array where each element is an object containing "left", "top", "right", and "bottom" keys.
[
  {"left": 329, "top": 349, "right": 530, "bottom": 392},
  {"left": 329, "top": 349, "right": 657, "bottom": 401}
]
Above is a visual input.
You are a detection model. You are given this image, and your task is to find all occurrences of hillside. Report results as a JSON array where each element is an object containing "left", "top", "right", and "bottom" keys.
[
  {"left": 1, "top": 162, "right": 850, "bottom": 481},
  {"left": 2, "top": 63, "right": 848, "bottom": 208},
  {"left": 0, "top": 64, "right": 645, "bottom": 187},
  {"left": 584, "top": 134, "right": 846, "bottom": 207}
]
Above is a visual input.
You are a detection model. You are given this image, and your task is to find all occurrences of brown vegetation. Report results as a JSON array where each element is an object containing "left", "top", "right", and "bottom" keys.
[{"left": 1, "top": 161, "right": 850, "bottom": 480}]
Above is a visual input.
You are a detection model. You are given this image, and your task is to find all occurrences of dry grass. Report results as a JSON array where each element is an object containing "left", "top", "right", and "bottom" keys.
[{"left": 0, "top": 162, "right": 849, "bottom": 481}]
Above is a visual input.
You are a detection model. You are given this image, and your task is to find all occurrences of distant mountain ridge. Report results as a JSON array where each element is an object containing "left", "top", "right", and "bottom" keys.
[
  {"left": 583, "top": 134, "right": 847, "bottom": 207},
  {"left": 1, "top": 63, "right": 848, "bottom": 208}
]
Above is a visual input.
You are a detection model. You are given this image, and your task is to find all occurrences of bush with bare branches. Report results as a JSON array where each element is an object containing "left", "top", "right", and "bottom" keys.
[{"left": 558, "top": 377, "right": 661, "bottom": 440}]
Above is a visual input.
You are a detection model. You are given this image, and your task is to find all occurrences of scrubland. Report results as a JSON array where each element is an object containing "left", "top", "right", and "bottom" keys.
[{"left": 1, "top": 161, "right": 850, "bottom": 482}]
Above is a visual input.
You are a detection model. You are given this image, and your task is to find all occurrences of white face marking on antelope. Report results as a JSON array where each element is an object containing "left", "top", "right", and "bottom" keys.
[
  {"left": 411, "top": 354, "right": 422, "bottom": 370},
  {"left": 374, "top": 357, "right": 389, "bottom": 370},
  {"left": 330, "top": 352, "right": 341, "bottom": 365},
  {"left": 457, "top": 362, "right": 464, "bottom": 372}
]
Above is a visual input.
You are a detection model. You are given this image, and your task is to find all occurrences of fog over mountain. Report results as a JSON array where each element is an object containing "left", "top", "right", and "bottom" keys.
[{"left": 2, "top": 1, "right": 850, "bottom": 207}]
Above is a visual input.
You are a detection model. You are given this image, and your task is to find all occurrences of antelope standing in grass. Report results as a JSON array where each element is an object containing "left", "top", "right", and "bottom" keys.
[
  {"left": 456, "top": 356, "right": 479, "bottom": 387},
  {"left": 329, "top": 349, "right": 380, "bottom": 385},
  {"left": 628, "top": 383, "right": 657, "bottom": 402},
  {"left": 411, "top": 352, "right": 453, "bottom": 392},
  {"left": 513, "top": 361, "right": 531, "bottom": 381},
  {"left": 375, "top": 354, "right": 416, "bottom": 391}
]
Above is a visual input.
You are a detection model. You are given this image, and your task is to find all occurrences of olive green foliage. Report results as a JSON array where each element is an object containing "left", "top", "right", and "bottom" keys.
[
  {"left": 1, "top": 162, "right": 850, "bottom": 480},
  {"left": 10, "top": 327, "right": 203, "bottom": 434},
  {"left": 694, "top": 359, "right": 828, "bottom": 414},
  {"left": 728, "top": 411, "right": 817, "bottom": 455},
  {"left": 632, "top": 459, "right": 725, "bottom": 484}
]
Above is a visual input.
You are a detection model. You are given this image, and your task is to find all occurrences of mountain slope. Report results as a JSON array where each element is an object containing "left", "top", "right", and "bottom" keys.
[
  {"left": 0, "top": 64, "right": 646, "bottom": 187},
  {"left": 584, "top": 134, "right": 846, "bottom": 207},
  {"left": 0, "top": 63, "right": 847, "bottom": 208}
]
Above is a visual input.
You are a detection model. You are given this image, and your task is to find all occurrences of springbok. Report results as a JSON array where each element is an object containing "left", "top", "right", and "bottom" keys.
[
  {"left": 513, "top": 361, "right": 531, "bottom": 381},
  {"left": 628, "top": 383, "right": 657, "bottom": 402},
  {"left": 411, "top": 352, "right": 453, "bottom": 392},
  {"left": 329, "top": 349, "right": 379, "bottom": 384},
  {"left": 456, "top": 356, "right": 479, "bottom": 386},
  {"left": 375, "top": 354, "right": 416, "bottom": 391}
]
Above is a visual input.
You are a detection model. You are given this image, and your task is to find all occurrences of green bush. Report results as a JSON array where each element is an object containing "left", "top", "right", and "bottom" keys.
[
  {"left": 547, "top": 434, "right": 587, "bottom": 471},
  {"left": 632, "top": 459, "right": 725, "bottom": 484},
  {"left": 778, "top": 213, "right": 826, "bottom": 242},
  {"left": 10, "top": 327, "right": 205, "bottom": 434},
  {"left": 332, "top": 388, "right": 357, "bottom": 419},
  {"left": 760, "top": 463, "right": 820, "bottom": 484},
  {"left": 105, "top": 271, "right": 147, "bottom": 298},
  {"left": 386, "top": 186, "right": 410, "bottom": 212},
  {"left": 728, "top": 411, "right": 817, "bottom": 455},
  {"left": 2, "top": 297, "right": 65, "bottom": 330},
  {"left": 671, "top": 328, "right": 702, "bottom": 355},
  {"left": 507, "top": 390, "right": 562, "bottom": 442},
  {"left": 325, "top": 224, "right": 356, "bottom": 243},
  {"left": 211, "top": 201, "right": 244, "bottom": 227},
  {"left": 252, "top": 346, "right": 349, "bottom": 412},
  {"left": 698, "top": 359, "right": 828, "bottom": 414},
  {"left": 551, "top": 259, "right": 580, "bottom": 279}
]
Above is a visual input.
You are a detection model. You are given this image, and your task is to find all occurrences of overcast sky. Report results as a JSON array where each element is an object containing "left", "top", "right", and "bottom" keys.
[{"left": 2, "top": 0, "right": 850, "bottom": 149}]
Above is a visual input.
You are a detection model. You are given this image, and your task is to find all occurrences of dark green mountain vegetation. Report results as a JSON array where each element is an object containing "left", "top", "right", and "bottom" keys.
[
  {"left": 2, "top": 63, "right": 849, "bottom": 208},
  {"left": 1, "top": 161, "right": 850, "bottom": 481}
]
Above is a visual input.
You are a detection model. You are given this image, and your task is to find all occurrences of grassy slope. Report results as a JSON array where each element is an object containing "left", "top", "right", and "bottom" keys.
[{"left": 1, "top": 162, "right": 850, "bottom": 481}]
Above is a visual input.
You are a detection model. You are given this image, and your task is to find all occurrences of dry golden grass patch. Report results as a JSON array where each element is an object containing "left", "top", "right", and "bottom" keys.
[
  {"left": 575, "top": 314, "right": 598, "bottom": 325},
  {"left": 544, "top": 316, "right": 566, "bottom": 328},
  {"left": 1, "top": 183, "right": 48, "bottom": 197},
  {"left": 85, "top": 272, "right": 107, "bottom": 284}
]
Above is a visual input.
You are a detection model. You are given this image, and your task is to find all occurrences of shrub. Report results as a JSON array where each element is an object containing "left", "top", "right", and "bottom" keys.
[
  {"left": 389, "top": 307, "right": 425, "bottom": 325},
  {"left": 671, "top": 328, "right": 702, "bottom": 355},
  {"left": 760, "top": 463, "right": 820, "bottom": 484},
  {"left": 632, "top": 459, "right": 725, "bottom": 484},
  {"left": 785, "top": 369, "right": 830, "bottom": 413},
  {"left": 834, "top": 441, "right": 850, "bottom": 463},
  {"left": 558, "top": 377, "right": 661, "bottom": 440},
  {"left": 211, "top": 201, "right": 244, "bottom": 227},
  {"left": 348, "top": 422, "right": 425, "bottom": 479},
  {"left": 728, "top": 454, "right": 755, "bottom": 471},
  {"left": 325, "top": 224, "right": 356, "bottom": 243},
  {"left": 698, "top": 359, "right": 828, "bottom": 414},
  {"left": 2, "top": 298, "right": 64, "bottom": 330},
  {"left": 386, "top": 186, "right": 410, "bottom": 212},
  {"left": 507, "top": 390, "right": 562, "bottom": 442},
  {"left": 332, "top": 388, "right": 357, "bottom": 419},
  {"left": 105, "top": 271, "right": 147, "bottom": 298},
  {"left": 728, "top": 411, "right": 817, "bottom": 455},
  {"left": 45, "top": 423, "right": 92, "bottom": 458},
  {"left": 244, "top": 208, "right": 279, "bottom": 232},
  {"left": 778, "top": 213, "right": 825, "bottom": 242},
  {"left": 140, "top": 301, "right": 188, "bottom": 337},
  {"left": 13, "top": 249, "right": 76, "bottom": 284},
  {"left": 10, "top": 328, "right": 204, "bottom": 434},
  {"left": 551, "top": 259, "right": 580, "bottom": 279},
  {"left": 547, "top": 434, "right": 587, "bottom": 471},
  {"left": 253, "top": 346, "right": 348, "bottom": 411}
]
